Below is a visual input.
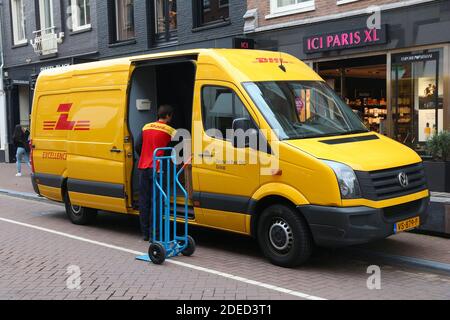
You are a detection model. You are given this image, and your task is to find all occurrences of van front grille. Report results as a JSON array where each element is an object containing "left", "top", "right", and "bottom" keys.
[{"left": 355, "top": 162, "right": 427, "bottom": 200}]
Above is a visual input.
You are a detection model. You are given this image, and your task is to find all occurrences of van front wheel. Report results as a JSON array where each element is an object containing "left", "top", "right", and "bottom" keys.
[
  {"left": 64, "top": 193, "right": 97, "bottom": 225},
  {"left": 257, "top": 204, "right": 313, "bottom": 267}
]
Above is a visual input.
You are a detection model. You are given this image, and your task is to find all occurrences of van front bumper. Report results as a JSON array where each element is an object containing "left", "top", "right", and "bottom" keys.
[{"left": 298, "top": 197, "right": 429, "bottom": 247}]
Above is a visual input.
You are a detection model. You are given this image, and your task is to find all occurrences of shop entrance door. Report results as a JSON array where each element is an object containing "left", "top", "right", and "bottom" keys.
[{"left": 391, "top": 50, "right": 442, "bottom": 150}]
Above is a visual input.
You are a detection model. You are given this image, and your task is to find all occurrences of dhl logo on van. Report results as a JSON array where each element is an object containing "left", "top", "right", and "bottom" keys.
[
  {"left": 43, "top": 103, "right": 90, "bottom": 131},
  {"left": 255, "top": 57, "right": 292, "bottom": 64}
]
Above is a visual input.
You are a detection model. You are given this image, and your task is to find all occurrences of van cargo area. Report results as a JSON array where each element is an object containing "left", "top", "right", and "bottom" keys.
[{"left": 128, "top": 59, "right": 196, "bottom": 209}]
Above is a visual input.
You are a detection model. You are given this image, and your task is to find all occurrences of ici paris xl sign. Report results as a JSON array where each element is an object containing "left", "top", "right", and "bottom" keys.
[{"left": 303, "top": 25, "right": 387, "bottom": 54}]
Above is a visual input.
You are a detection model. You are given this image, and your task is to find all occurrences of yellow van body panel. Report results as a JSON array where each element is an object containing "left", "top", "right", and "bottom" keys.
[
  {"left": 286, "top": 133, "right": 422, "bottom": 172},
  {"left": 252, "top": 183, "right": 310, "bottom": 206},
  {"left": 342, "top": 189, "right": 429, "bottom": 209},
  {"left": 37, "top": 185, "right": 62, "bottom": 202},
  {"left": 68, "top": 192, "right": 128, "bottom": 213},
  {"left": 199, "top": 209, "right": 249, "bottom": 235}
]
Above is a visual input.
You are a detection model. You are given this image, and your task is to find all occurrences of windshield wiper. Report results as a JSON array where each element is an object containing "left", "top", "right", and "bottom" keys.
[
  {"left": 285, "top": 129, "right": 369, "bottom": 140},
  {"left": 343, "top": 129, "right": 370, "bottom": 135}
]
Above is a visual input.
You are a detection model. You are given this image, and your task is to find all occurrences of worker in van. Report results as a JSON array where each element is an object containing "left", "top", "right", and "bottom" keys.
[{"left": 135, "top": 104, "right": 176, "bottom": 241}]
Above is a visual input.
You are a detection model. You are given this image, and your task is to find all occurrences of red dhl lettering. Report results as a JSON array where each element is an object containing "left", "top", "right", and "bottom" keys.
[
  {"left": 255, "top": 57, "right": 291, "bottom": 64},
  {"left": 42, "top": 152, "right": 67, "bottom": 160}
]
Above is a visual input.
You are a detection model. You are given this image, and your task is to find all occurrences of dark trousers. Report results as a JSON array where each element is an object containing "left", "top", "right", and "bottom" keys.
[{"left": 139, "top": 168, "right": 160, "bottom": 239}]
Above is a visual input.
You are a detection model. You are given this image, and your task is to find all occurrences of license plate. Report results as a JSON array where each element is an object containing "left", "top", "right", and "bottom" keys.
[{"left": 394, "top": 216, "right": 420, "bottom": 233}]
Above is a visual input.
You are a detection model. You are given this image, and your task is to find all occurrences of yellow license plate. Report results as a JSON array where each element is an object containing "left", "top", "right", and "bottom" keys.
[{"left": 395, "top": 216, "right": 420, "bottom": 233}]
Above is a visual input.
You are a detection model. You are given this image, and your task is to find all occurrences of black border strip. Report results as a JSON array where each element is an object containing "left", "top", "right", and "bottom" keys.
[
  {"left": 67, "top": 179, "right": 125, "bottom": 199},
  {"left": 320, "top": 134, "right": 379, "bottom": 145},
  {"left": 33, "top": 173, "right": 63, "bottom": 188},
  {"left": 193, "top": 191, "right": 255, "bottom": 215}
]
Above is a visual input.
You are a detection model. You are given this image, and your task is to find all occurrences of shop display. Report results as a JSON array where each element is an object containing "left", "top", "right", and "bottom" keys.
[{"left": 348, "top": 98, "right": 387, "bottom": 132}]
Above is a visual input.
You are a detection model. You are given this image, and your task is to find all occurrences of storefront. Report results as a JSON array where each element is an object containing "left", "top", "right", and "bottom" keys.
[{"left": 249, "top": 0, "right": 450, "bottom": 153}]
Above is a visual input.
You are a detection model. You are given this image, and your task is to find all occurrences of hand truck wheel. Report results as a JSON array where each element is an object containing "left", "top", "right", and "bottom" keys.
[
  {"left": 148, "top": 242, "right": 166, "bottom": 264},
  {"left": 181, "top": 235, "right": 196, "bottom": 257}
]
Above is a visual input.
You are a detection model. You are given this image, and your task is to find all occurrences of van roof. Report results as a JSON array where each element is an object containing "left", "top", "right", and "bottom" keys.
[{"left": 37, "top": 48, "right": 323, "bottom": 86}]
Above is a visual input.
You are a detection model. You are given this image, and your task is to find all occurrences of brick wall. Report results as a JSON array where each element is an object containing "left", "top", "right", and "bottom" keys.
[
  {"left": 1, "top": 0, "right": 98, "bottom": 69},
  {"left": 247, "top": 0, "right": 404, "bottom": 29}
]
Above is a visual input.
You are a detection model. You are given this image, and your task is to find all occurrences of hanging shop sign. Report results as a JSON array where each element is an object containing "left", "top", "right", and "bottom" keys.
[{"left": 303, "top": 25, "right": 387, "bottom": 54}]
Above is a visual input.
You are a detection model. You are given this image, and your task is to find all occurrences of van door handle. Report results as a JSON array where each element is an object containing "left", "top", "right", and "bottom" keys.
[
  {"left": 110, "top": 147, "right": 122, "bottom": 153},
  {"left": 198, "top": 152, "right": 214, "bottom": 158}
]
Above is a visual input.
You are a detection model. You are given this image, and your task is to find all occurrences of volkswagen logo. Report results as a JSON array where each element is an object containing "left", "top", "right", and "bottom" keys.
[{"left": 398, "top": 172, "right": 409, "bottom": 188}]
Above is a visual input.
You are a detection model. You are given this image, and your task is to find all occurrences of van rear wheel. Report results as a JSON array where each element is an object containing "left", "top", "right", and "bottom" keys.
[
  {"left": 63, "top": 193, "right": 97, "bottom": 225},
  {"left": 257, "top": 204, "right": 313, "bottom": 267}
]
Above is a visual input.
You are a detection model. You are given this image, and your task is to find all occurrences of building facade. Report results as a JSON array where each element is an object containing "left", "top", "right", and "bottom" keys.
[
  {"left": 0, "top": 0, "right": 248, "bottom": 162},
  {"left": 97, "top": 0, "right": 247, "bottom": 60},
  {"left": 244, "top": 0, "right": 450, "bottom": 153},
  {"left": 0, "top": 1, "right": 7, "bottom": 162}
]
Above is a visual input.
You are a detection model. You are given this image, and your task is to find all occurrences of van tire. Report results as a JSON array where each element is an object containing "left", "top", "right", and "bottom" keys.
[
  {"left": 257, "top": 204, "right": 313, "bottom": 267},
  {"left": 63, "top": 193, "right": 97, "bottom": 225}
]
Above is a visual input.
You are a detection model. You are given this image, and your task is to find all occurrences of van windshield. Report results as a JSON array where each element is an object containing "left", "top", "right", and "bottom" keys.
[{"left": 243, "top": 81, "right": 369, "bottom": 140}]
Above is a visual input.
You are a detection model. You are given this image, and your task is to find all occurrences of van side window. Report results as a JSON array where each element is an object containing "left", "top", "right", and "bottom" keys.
[{"left": 201, "top": 86, "right": 253, "bottom": 140}]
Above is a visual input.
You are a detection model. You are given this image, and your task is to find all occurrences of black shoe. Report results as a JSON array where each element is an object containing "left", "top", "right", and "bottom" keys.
[{"left": 143, "top": 235, "right": 149, "bottom": 242}]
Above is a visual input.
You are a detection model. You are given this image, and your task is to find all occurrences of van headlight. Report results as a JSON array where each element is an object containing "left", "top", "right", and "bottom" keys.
[{"left": 322, "top": 160, "right": 362, "bottom": 199}]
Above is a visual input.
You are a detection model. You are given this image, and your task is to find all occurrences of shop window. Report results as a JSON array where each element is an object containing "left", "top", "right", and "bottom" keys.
[
  {"left": 201, "top": 86, "right": 253, "bottom": 140},
  {"left": 110, "top": 0, "right": 135, "bottom": 43},
  {"left": 38, "top": 0, "right": 54, "bottom": 34},
  {"left": 269, "top": 0, "right": 315, "bottom": 17},
  {"left": 194, "top": 0, "right": 229, "bottom": 28},
  {"left": 11, "top": 0, "right": 26, "bottom": 45},
  {"left": 153, "top": 0, "right": 177, "bottom": 44},
  {"left": 391, "top": 48, "right": 444, "bottom": 151},
  {"left": 70, "top": 0, "right": 91, "bottom": 31}
]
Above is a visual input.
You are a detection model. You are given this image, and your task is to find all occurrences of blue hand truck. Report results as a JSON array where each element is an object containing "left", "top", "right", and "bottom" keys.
[{"left": 143, "top": 147, "right": 195, "bottom": 265}]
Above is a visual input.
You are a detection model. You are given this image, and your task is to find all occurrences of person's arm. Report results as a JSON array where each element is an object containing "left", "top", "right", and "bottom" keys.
[{"left": 134, "top": 131, "right": 143, "bottom": 156}]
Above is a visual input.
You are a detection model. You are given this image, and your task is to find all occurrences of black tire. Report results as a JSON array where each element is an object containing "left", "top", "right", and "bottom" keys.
[
  {"left": 257, "top": 204, "right": 313, "bottom": 267},
  {"left": 181, "top": 235, "right": 196, "bottom": 257},
  {"left": 63, "top": 193, "right": 97, "bottom": 225},
  {"left": 148, "top": 242, "right": 166, "bottom": 264}
]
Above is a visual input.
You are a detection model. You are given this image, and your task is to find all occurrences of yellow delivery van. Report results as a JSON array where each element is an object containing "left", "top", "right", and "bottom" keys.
[{"left": 30, "top": 49, "right": 429, "bottom": 267}]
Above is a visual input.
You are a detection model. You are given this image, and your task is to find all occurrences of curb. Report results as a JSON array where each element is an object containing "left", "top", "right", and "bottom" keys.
[
  {"left": 343, "top": 248, "right": 450, "bottom": 276},
  {"left": 0, "top": 188, "right": 58, "bottom": 205}
]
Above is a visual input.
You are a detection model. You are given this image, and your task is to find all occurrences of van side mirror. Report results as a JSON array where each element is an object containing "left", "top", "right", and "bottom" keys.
[{"left": 232, "top": 118, "right": 258, "bottom": 148}]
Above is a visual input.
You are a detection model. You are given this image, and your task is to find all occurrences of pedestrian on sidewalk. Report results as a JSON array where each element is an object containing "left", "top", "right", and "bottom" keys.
[
  {"left": 135, "top": 105, "right": 176, "bottom": 241},
  {"left": 13, "top": 124, "right": 31, "bottom": 177}
]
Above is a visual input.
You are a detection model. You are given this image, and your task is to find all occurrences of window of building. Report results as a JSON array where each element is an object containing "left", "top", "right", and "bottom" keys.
[
  {"left": 201, "top": 86, "right": 253, "bottom": 140},
  {"left": 11, "top": 0, "right": 26, "bottom": 45},
  {"left": 111, "top": 0, "right": 135, "bottom": 42},
  {"left": 336, "top": 0, "right": 359, "bottom": 5},
  {"left": 38, "top": 0, "right": 54, "bottom": 34},
  {"left": 71, "top": 0, "right": 91, "bottom": 31},
  {"left": 153, "top": 0, "right": 177, "bottom": 43},
  {"left": 194, "top": 0, "right": 229, "bottom": 27},
  {"left": 269, "top": 0, "right": 315, "bottom": 17}
]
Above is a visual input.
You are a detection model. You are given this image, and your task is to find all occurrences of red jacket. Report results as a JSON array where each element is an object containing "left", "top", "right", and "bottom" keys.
[{"left": 137, "top": 121, "right": 176, "bottom": 170}]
